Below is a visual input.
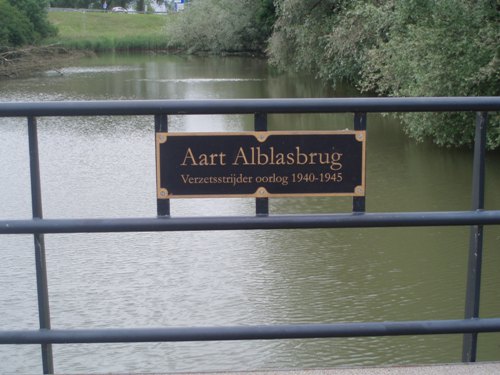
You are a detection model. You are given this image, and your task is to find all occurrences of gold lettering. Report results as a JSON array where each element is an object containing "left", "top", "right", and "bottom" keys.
[
  {"left": 269, "top": 147, "right": 275, "bottom": 165},
  {"left": 219, "top": 152, "right": 227, "bottom": 165},
  {"left": 198, "top": 154, "right": 210, "bottom": 166},
  {"left": 296, "top": 147, "right": 308, "bottom": 165},
  {"left": 275, "top": 153, "right": 285, "bottom": 165},
  {"left": 308, "top": 152, "right": 318, "bottom": 164},
  {"left": 181, "top": 149, "right": 227, "bottom": 166},
  {"left": 181, "top": 148, "right": 198, "bottom": 166},
  {"left": 257, "top": 147, "right": 269, "bottom": 165},
  {"left": 233, "top": 147, "right": 250, "bottom": 165},
  {"left": 318, "top": 153, "right": 328, "bottom": 165},
  {"left": 208, "top": 152, "right": 227, "bottom": 165},
  {"left": 330, "top": 152, "right": 343, "bottom": 171}
]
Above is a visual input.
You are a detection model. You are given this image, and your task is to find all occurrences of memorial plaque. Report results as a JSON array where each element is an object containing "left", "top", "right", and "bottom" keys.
[{"left": 156, "top": 131, "right": 365, "bottom": 198}]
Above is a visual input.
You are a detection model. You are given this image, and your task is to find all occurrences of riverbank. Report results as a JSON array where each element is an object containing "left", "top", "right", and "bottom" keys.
[
  {"left": 0, "top": 11, "right": 170, "bottom": 80},
  {"left": 46, "top": 11, "right": 169, "bottom": 51},
  {"left": 0, "top": 45, "right": 92, "bottom": 79}
]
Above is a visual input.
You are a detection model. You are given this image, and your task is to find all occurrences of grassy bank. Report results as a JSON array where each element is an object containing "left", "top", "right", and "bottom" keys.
[
  {"left": 0, "top": 45, "right": 90, "bottom": 79},
  {"left": 46, "top": 11, "right": 169, "bottom": 51}
]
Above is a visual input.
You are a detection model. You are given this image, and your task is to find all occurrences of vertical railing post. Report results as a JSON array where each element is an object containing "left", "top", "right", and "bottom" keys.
[
  {"left": 28, "top": 116, "right": 54, "bottom": 374},
  {"left": 353, "top": 112, "right": 366, "bottom": 213},
  {"left": 155, "top": 114, "right": 170, "bottom": 217},
  {"left": 254, "top": 112, "right": 269, "bottom": 216},
  {"left": 462, "top": 112, "right": 488, "bottom": 362}
]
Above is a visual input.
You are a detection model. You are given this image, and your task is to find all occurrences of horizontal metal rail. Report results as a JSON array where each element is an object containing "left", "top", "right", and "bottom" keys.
[
  {"left": 0, "top": 97, "right": 499, "bottom": 117},
  {"left": 2, "top": 318, "right": 500, "bottom": 345},
  {"left": 1, "top": 210, "right": 500, "bottom": 234}
]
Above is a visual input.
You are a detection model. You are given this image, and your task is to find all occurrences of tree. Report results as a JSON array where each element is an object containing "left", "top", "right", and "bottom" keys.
[
  {"left": 0, "top": 0, "right": 35, "bottom": 47},
  {"left": 360, "top": 0, "right": 499, "bottom": 148},
  {"left": 254, "top": 0, "right": 276, "bottom": 47},
  {"left": 268, "top": 0, "right": 349, "bottom": 77},
  {"left": 49, "top": 0, "right": 100, "bottom": 8},
  {"left": 8, "top": 0, "right": 56, "bottom": 39},
  {"left": 268, "top": 0, "right": 500, "bottom": 149},
  {"left": 136, "top": 0, "right": 167, "bottom": 12},
  {"left": 165, "top": 0, "right": 275, "bottom": 53}
]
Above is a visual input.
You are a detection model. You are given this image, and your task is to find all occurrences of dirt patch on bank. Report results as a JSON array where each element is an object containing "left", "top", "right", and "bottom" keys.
[{"left": 0, "top": 45, "right": 93, "bottom": 79}]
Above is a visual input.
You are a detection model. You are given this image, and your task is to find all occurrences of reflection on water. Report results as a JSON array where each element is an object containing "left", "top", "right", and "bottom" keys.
[
  {"left": 0, "top": 54, "right": 499, "bottom": 373},
  {"left": 59, "top": 66, "right": 144, "bottom": 75},
  {"left": 135, "top": 78, "right": 265, "bottom": 82}
]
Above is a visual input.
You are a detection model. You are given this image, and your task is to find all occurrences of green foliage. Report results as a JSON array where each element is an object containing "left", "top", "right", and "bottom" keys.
[
  {"left": 8, "top": 0, "right": 57, "bottom": 40},
  {"left": 268, "top": 0, "right": 500, "bottom": 149},
  {"left": 49, "top": 0, "right": 101, "bottom": 8},
  {"left": 136, "top": 0, "right": 145, "bottom": 11},
  {"left": 0, "top": 0, "right": 35, "bottom": 47},
  {"left": 360, "top": 0, "right": 499, "bottom": 148},
  {"left": 165, "top": 0, "right": 274, "bottom": 53},
  {"left": 319, "top": 1, "right": 389, "bottom": 85},
  {"left": 254, "top": 0, "right": 276, "bottom": 46},
  {"left": 268, "top": 0, "right": 346, "bottom": 74},
  {"left": 47, "top": 11, "right": 168, "bottom": 51}
]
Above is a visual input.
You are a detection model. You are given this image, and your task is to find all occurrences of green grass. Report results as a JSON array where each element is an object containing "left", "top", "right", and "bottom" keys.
[{"left": 46, "top": 11, "right": 170, "bottom": 51}]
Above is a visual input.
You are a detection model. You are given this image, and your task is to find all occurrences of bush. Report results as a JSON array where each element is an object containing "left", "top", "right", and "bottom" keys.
[
  {"left": 7, "top": 0, "right": 57, "bottom": 40},
  {"left": 360, "top": 0, "right": 499, "bottom": 148},
  {"left": 0, "top": 0, "right": 35, "bottom": 47},
  {"left": 165, "top": 0, "right": 274, "bottom": 53},
  {"left": 268, "top": 0, "right": 500, "bottom": 149},
  {"left": 268, "top": 0, "right": 350, "bottom": 78}
]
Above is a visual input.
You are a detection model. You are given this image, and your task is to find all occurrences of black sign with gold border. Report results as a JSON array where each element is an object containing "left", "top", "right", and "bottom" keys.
[{"left": 156, "top": 131, "right": 365, "bottom": 198}]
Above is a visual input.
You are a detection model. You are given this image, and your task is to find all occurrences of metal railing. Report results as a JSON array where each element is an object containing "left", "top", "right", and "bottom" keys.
[{"left": 0, "top": 97, "right": 499, "bottom": 374}]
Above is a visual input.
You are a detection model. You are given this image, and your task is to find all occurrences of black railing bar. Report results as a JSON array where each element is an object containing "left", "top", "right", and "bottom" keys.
[
  {"left": 353, "top": 112, "right": 367, "bottom": 213},
  {"left": 1, "top": 318, "right": 500, "bottom": 344},
  {"left": 463, "top": 112, "right": 488, "bottom": 361},
  {"left": 254, "top": 112, "right": 269, "bottom": 216},
  {"left": 27, "top": 116, "right": 54, "bottom": 373},
  {"left": 0, "top": 97, "right": 499, "bottom": 117},
  {"left": 154, "top": 114, "right": 170, "bottom": 217},
  {"left": 1, "top": 210, "right": 500, "bottom": 235}
]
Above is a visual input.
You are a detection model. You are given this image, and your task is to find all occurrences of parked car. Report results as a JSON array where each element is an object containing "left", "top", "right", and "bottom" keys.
[{"left": 111, "top": 7, "right": 128, "bottom": 13}]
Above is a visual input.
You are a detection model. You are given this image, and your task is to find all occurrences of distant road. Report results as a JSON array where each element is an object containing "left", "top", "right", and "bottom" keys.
[{"left": 48, "top": 7, "right": 167, "bottom": 14}]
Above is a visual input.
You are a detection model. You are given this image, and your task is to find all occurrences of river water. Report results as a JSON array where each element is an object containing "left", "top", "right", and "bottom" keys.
[{"left": 0, "top": 54, "right": 499, "bottom": 373}]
